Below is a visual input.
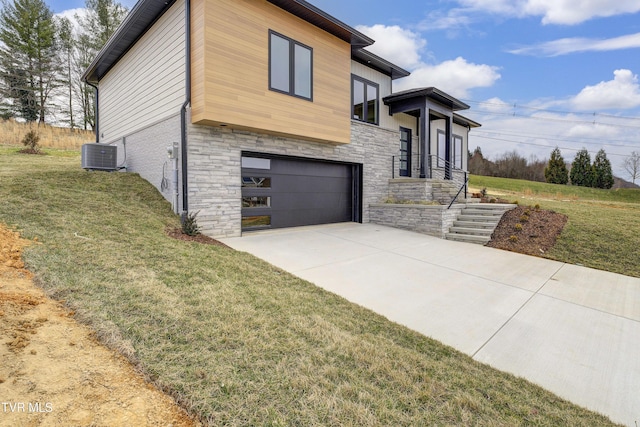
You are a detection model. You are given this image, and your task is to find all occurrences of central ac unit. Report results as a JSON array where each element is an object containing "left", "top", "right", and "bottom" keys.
[{"left": 81, "top": 143, "right": 118, "bottom": 171}]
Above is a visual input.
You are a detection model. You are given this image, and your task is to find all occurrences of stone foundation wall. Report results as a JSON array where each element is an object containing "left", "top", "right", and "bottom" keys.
[
  {"left": 369, "top": 203, "right": 463, "bottom": 238},
  {"left": 187, "top": 121, "right": 402, "bottom": 238}
]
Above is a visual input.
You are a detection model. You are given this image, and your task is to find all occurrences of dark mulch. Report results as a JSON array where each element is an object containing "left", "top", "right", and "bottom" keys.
[
  {"left": 166, "top": 227, "right": 230, "bottom": 248},
  {"left": 486, "top": 205, "right": 568, "bottom": 256}
]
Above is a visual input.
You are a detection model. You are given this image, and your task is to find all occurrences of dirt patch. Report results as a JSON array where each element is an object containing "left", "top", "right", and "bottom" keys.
[
  {"left": 0, "top": 224, "right": 200, "bottom": 427},
  {"left": 166, "top": 227, "right": 230, "bottom": 248},
  {"left": 486, "top": 205, "right": 568, "bottom": 256}
]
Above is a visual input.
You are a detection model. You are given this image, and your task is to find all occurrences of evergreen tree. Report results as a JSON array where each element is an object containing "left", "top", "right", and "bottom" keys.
[
  {"left": 570, "top": 148, "right": 594, "bottom": 187},
  {"left": 544, "top": 147, "right": 568, "bottom": 184},
  {"left": 57, "top": 16, "right": 75, "bottom": 128},
  {"left": 0, "top": 0, "right": 59, "bottom": 123},
  {"left": 592, "top": 149, "right": 614, "bottom": 189}
]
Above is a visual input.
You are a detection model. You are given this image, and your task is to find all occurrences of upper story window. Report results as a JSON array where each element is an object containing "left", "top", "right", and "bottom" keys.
[
  {"left": 352, "top": 75, "right": 379, "bottom": 125},
  {"left": 269, "top": 30, "right": 313, "bottom": 100}
]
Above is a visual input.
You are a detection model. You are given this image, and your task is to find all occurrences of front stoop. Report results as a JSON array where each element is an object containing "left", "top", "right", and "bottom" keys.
[{"left": 446, "top": 203, "right": 516, "bottom": 244}]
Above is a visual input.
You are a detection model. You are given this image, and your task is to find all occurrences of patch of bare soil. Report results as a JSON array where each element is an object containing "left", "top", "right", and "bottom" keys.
[
  {"left": 486, "top": 205, "right": 568, "bottom": 256},
  {"left": 0, "top": 224, "right": 200, "bottom": 427},
  {"left": 166, "top": 227, "right": 229, "bottom": 248}
]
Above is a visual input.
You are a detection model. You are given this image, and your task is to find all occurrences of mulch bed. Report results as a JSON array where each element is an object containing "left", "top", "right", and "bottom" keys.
[
  {"left": 486, "top": 205, "right": 568, "bottom": 256},
  {"left": 166, "top": 227, "right": 230, "bottom": 248}
]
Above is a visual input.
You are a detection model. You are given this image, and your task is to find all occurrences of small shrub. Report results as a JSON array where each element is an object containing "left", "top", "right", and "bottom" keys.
[
  {"left": 519, "top": 215, "right": 529, "bottom": 223},
  {"left": 489, "top": 198, "right": 496, "bottom": 203},
  {"left": 512, "top": 200, "right": 519, "bottom": 205},
  {"left": 20, "top": 130, "right": 41, "bottom": 154},
  {"left": 534, "top": 204, "right": 540, "bottom": 210},
  {"left": 524, "top": 209, "right": 531, "bottom": 216},
  {"left": 509, "top": 235, "right": 518, "bottom": 242},
  {"left": 514, "top": 223, "right": 523, "bottom": 231},
  {"left": 181, "top": 210, "right": 201, "bottom": 236}
]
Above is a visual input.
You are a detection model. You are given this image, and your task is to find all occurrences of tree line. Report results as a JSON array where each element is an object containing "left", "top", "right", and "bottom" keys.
[
  {"left": 470, "top": 146, "right": 640, "bottom": 189},
  {"left": 0, "top": 0, "right": 128, "bottom": 129}
]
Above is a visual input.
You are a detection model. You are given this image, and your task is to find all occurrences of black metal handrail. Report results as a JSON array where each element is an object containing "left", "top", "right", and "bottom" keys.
[{"left": 447, "top": 173, "right": 469, "bottom": 209}]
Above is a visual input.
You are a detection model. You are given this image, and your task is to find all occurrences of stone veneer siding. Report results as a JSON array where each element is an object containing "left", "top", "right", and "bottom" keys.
[
  {"left": 187, "top": 120, "right": 403, "bottom": 238},
  {"left": 369, "top": 204, "right": 464, "bottom": 238}
]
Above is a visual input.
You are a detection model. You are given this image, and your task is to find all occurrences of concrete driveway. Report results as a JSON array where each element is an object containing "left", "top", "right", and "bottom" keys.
[{"left": 221, "top": 223, "right": 640, "bottom": 426}]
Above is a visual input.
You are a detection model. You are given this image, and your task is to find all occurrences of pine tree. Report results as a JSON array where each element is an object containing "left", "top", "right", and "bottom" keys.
[
  {"left": 592, "top": 149, "right": 614, "bottom": 189},
  {"left": 57, "top": 16, "right": 75, "bottom": 128},
  {"left": 544, "top": 147, "right": 568, "bottom": 184},
  {"left": 0, "top": 0, "right": 59, "bottom": 123},
  {"left": 570, "top": 149, "right": 594, "bottom": 187}
]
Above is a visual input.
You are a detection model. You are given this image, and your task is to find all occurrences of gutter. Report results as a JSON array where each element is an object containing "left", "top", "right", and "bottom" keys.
[
  {"left": 180, "top": 0, "right": 191, "bottom": 221},
  {"left": 86, "top": 82, "right": 99, "bottom": 142}
]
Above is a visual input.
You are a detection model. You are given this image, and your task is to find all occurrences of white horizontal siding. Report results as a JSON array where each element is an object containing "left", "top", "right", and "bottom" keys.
[{"left": 99, "top": 0, "right": 186, "bottom": 143}]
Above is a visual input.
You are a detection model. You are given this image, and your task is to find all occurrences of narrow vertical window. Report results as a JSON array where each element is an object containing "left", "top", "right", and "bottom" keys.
[
  {"left": 437, "top": 130, "right": 446, "bottom": 168},
  {"left": 269, "top": 31, "right": 313, "bottom": 100},
  {"left": 351, "top": 75, "right": 379, "bottom": 125},
  {"left": 453, "top": 135, "right": 463, "bottom": 169}
]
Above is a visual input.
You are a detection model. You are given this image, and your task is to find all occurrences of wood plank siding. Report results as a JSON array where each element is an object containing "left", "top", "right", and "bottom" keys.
[
  {"left": 191, "top": 0, "right": 352, "bottom": 145},
  {"left": 99, "top": 0, "right": 186, "bottom": 143}
]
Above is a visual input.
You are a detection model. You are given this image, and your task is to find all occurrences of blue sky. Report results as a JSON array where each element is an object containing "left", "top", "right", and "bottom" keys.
[{"left": 53, "top": 0, "right": 640, "bottom": 178}]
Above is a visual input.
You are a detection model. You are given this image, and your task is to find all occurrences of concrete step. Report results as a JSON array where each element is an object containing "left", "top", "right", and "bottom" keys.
[
  {"left": 448, "top": 227, "right": 493, "bottom": 236},
  {"left": 462, "top": 208, "right": 508, "bottom": 217},
  {"left": 445, "top": 233, "right": 491, "bottom": 244},
  {"left": 453, "top": 220, "right": 498, "bottom": 229},
  {"left": 457, "top": 214, "right": 503, "bottom": 223}
]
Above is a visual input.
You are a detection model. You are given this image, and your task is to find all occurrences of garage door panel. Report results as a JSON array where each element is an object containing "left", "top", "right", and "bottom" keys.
[{"left": 241, "top": 155, "right": 356, "bottom": 230}]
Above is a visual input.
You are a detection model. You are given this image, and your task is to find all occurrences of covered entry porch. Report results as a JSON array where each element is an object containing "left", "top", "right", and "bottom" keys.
[{"left": 383, "top": 87, "right": 480, "bottom": 190}]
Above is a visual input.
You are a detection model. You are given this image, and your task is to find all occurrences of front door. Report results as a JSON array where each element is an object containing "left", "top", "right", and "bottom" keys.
[{"left": 399, "top": 127, "right": 411, "bottom": 177}]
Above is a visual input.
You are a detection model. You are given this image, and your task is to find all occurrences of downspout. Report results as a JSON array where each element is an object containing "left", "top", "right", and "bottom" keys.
[
  {"left": 86, "top": 82, "right": 99, "bottom": 142},
  {"left": 180, "top": 0, "right": 191, "bottom": 221}
]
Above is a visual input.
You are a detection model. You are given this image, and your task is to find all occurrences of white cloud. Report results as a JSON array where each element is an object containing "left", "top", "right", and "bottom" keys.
[
  {"left": 356, "top": 24, "right": 501, "bottom": 98},
  {"left": 571, "top": 69, "right": 640, "bottom": 110},
  {"left": 395, "top": 57, "right": 501, "bottom": 98},
  {"left": 355, "top": 25, "right": 426, "bottom": 69},
  {"left": 457, "top": 0, "right": 640, "bottom": 25},
  {"left": 508, "top": 32, "right": 640, "bottom": 56}
]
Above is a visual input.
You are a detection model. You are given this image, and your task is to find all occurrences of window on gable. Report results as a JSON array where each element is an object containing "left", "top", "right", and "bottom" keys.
[
  {"left": 351, "top": 75, "right": 379, "bottom": 125},
  {"left": 269, "top": 31, "right": 313, "bottom": 100}
]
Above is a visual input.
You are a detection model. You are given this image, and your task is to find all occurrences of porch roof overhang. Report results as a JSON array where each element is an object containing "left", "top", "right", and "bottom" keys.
[
  {"left": 383, "top": 87, "right": 470, "bottom": 113},
  {"left": 352, "top": 49, "right": 410, "bottom": 80},
  {"left": 454, "top": 113, "right": 481, "bottom": 128},
  {"left": 83, "top": 0, "right": 375, "bottom": 84}
]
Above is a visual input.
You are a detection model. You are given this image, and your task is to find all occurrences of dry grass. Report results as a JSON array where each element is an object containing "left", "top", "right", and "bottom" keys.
[
  {"left": 0, "top": 119, "right": 93, "bottom": 150},
  {"left": 0, "top": 150, "right": 622, "bottom": 426}
]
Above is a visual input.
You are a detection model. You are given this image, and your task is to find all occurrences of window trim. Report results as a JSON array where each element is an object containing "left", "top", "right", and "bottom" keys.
[
  {"left": 268, "top": 30, "right": 313, "bottom": 101},
  {"left": 453, "top": 134, "right": 463, "bottom": 170},
  {"left": 351, "top": 74, "right": 379, "bottom": 126}
]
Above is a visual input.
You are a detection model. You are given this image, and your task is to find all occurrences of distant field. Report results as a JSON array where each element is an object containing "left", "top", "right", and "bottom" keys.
[
  {"left": 470, "top": 175, "right": 640, "bottom": 277},
  {"left": 0, "top": 119, "right": 93, "bottom": 150}
]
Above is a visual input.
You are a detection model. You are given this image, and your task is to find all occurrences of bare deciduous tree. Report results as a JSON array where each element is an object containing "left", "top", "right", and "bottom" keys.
[{"left": 623, "top": 151, "right": 640, "bottom": 185}]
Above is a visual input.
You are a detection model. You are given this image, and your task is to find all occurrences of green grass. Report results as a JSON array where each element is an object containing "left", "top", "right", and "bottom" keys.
[
  {"left": 0, "top": 150, "right": 621, "bottom": 426},
  {"left": 470, "top": 175, "right": 640, "bottom": 277}
]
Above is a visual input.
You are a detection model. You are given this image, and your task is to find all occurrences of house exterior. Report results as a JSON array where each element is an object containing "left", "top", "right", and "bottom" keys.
[{"left": 82, "top": 0, "right": 480, "bottom": 238}]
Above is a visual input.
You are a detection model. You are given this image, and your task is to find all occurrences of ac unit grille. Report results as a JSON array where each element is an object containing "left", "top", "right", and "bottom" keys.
[{"left": 82, "top": 143, "right": 118, "bottom": 171}]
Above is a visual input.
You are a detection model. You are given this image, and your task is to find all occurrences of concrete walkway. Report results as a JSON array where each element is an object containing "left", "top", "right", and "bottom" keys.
[{"left": 221, "top": 223, "right": 640, "bottom": 426}]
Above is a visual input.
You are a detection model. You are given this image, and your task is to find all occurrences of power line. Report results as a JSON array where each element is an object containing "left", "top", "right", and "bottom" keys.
[
  {"left": 473, "top": 129, "right": 640, "bottom": 149},
  {"left": 466, "top": 109, "right": 640, "bottom": 130},
  {"left": 462, "top": 99, "right": 640, "bottom": 122},
  {"left": 471, "top": 134, "right": 633, "bottom": 158}
]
